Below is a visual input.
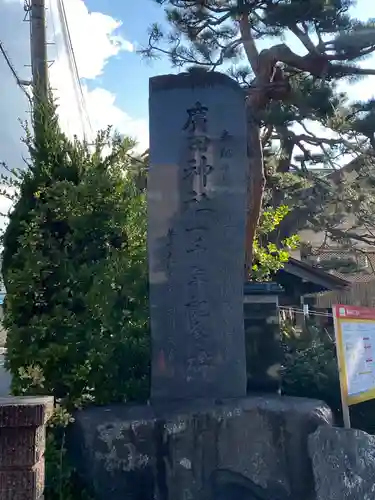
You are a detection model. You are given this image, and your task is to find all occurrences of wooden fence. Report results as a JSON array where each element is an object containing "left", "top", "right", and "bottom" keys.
[{"left": 314, "top": 280, "right": 375, "bottom": 308}]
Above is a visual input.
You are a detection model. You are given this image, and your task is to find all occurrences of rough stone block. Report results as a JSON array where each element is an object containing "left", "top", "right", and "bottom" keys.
[
  {"left": 0, "top": 397, "right": 53, "bottom": 500},
  {"left": 309, "top": 425, "right": 375, "bottom": 500},
  {"left": 0, "top": 458, "right": 45, "bottom": 500},
  {"left": 70, "top": 395, "right": 332, "bottom": 500},
  {"left": 0, "top": 425, "right": 45, "bottom": 467}
]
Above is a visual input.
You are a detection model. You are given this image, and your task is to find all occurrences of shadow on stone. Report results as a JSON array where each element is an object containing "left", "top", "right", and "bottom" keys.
[{"left": 211, "top": 469, "right": 290, "bottom": 500}]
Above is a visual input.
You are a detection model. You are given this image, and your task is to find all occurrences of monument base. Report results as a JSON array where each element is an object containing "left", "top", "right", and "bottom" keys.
[{"left": 70, "top": 395, "right": 332, "bottom": 500}]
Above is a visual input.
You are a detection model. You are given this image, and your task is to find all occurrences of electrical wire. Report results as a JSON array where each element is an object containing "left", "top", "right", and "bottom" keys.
[
  {"left": 278, "top": 305, "right": 333, "bottom": 317},
  {"left": 0, "top": 39, "right": 32, "bottom": 104},
  {"left": 60, "top": 0, "right": 93, "bottom": 137},
  {"left": 56, "top": 0, "right": 87, "bottom": 138},
  {"left": 47, "top": 0, "right": 59, "bottom": 63},
  {"left": 54, "top": 0, "right": 92, "bottom": 140}
]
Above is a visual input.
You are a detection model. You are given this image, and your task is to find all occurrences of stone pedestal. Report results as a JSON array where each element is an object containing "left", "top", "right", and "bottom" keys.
[
  {"left": 70, "top": 395, "right": 332, "bottom": 500},
  {"left": 0, "top": 396, "right": 54, "bottom": 500}
]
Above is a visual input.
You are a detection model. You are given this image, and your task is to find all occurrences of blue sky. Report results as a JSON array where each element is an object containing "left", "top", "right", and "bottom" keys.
[
  {"left": 0, "top": 0, "right": 374, "bottom": 164},
  {"left": 84, "top": 0, "right": 171, "bottom": 121},
  {"left": 80, "top": 0, "right": 374, "bottom": 150},
  {"left": 0, "top": 0, "right": 373, "bottom": 225}
]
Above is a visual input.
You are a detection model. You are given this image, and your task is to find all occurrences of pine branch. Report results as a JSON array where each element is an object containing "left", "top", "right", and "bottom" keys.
[
  {"left": 239, "top": 13, "right": 260, "bottom": 74},
  {"left": 327, "top": 227, "right": 375, "bottom": 246},
  {"left": 261, "top": 124, "right": 273, "bottom": 146},
  {"left": 289, "top": 24, "right": 318, "bottom": 54}
]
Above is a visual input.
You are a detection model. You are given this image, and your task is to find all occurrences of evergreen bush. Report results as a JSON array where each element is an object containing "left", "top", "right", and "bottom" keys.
[{"left": 2, "top": 97, "right": 150, "bottom": 409}]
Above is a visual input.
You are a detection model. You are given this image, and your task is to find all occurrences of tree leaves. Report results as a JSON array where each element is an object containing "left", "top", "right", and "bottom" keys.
[
  {"left": 251, "top": 205, "right": 300, "bottom": 281},
  {"left": 2, "top": 95, "right": 150, "bottom": 410}
]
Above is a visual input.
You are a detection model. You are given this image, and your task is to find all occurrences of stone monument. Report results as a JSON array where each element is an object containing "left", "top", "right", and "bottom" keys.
[
  {"left": 71, "top": 72, "right": 334, "bottom": 500},
  {"left": 148, "top": 71, "right": 247, "bottom": 401}
]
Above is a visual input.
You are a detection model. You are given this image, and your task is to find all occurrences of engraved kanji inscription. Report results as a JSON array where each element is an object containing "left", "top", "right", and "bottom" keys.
[
  {"left": 183, "top": 101, "right": 208, "bottom": 133},
  {"left": 188, "top": 135, "right": 210, "bottom": 153},
  {"left": 185, "top": 227, "right": 207, "bottom": 254},
  {"left": 187, "top": 265, "right": 207, "bottom": 286},
  {"left": 185, "top": 265, "right": 209, "bottom": 339},
  {"left": 183, "top": 156, "right": 213, "bottom": 202},
  {"left": 183, "top": 101, "right": 213, "bottom": 204},
  {"left": 186, "top": 350, "right": 214, "bottom": 382},
  {"left": 220, "top": 129, "right": 233, "bottom": 158}
]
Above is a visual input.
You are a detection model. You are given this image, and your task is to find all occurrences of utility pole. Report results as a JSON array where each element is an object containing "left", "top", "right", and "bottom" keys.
[{"left": 30, "top": 0, "right": 48, "bottom": 101}]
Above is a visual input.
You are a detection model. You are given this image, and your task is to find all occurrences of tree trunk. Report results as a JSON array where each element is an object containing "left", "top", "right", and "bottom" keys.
[{"left": 245, "top": 110, "right": 265, "bottom": 275}]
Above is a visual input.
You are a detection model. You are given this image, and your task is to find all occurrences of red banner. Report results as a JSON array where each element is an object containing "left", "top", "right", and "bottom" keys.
[{"left": 333, "top": 304, "right": 375, "bottom": 321}]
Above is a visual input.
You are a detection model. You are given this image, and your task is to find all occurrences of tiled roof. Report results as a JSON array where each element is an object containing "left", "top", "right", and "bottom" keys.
[{"left": 306, "top": 248, "right": 375, "bottom": 283}]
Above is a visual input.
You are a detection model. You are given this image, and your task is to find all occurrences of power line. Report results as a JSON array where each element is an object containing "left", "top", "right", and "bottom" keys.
[
  {"left": 279, "top": 305, "right": 333, "bottom": 318},
  {"left": 56, "top": 0, "right": 93, "bottom": 139},
  {"left": 0, "top": 40, "right": 32, "bottom": 104},
  {"left": 54, "top": 0, "right": 87, "bottom": 138}
]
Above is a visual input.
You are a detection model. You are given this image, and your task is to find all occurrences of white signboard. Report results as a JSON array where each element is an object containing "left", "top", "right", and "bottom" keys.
[
  {"left": 340, "top": 320, "right": 375, "bottom": 399},
  {"left": 333, "top": 304, "right": 375, "bottom": 429}
]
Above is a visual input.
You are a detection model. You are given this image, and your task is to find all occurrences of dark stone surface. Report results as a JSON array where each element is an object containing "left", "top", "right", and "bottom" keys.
[
  {"left": 150, "top": 71, "right": 242, "bottom": 93},
  {"left": 148, "top": 72, "right": 248, "bottom": 402},
  {"left": 70, "top": 395, "right": 333, "bottom": 500},
  {"left": 309, "top": 425, "right": 375, "bottom": 499}
]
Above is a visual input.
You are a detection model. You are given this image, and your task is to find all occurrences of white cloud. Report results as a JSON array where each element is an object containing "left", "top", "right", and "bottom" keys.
[
  {"left": 85, "top": 88, "right": 149, "bottom": 152},
  {"left": 48, "top": 0, "right": 134, "bottom": 80},
  {"left": 0, "top": 0, "right": 148, "bottom": 232},
  {"left": 0, "top": 0, "right": 148, "bottom": 174},
  {"left": 46, "top": 0, "right": 148, "bottom": 150}
]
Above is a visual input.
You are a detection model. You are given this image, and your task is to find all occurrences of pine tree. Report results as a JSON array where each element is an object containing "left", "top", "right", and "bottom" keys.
[{"left": 142, "top": 0, "right": 375, "bottom": 269}]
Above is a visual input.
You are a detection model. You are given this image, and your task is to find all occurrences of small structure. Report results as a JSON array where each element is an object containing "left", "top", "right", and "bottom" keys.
[
  {"left": 277, "top": 257, "right": 351, "bottom": 307},
  {"left": 276, "top": 257, "right": 351, "bottom": 330},
  {"left": 244, "top": 282, "right": 283, "bottom": 393},
  {"left": 242, "top": 260, "right": 351, "bottom": 392}
]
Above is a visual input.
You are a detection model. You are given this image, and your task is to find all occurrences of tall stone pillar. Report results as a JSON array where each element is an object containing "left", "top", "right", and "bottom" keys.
[
  {"left": 0, "top": 396, "right": 54, "bottom": 500},
  {"left": 148, "top": 71, "right": 248, "bottom": 402}
]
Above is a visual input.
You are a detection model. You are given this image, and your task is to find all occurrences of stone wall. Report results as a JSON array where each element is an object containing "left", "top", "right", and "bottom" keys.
[{"left": 0, "top": 396, "right": 53, "bottom": 500}]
